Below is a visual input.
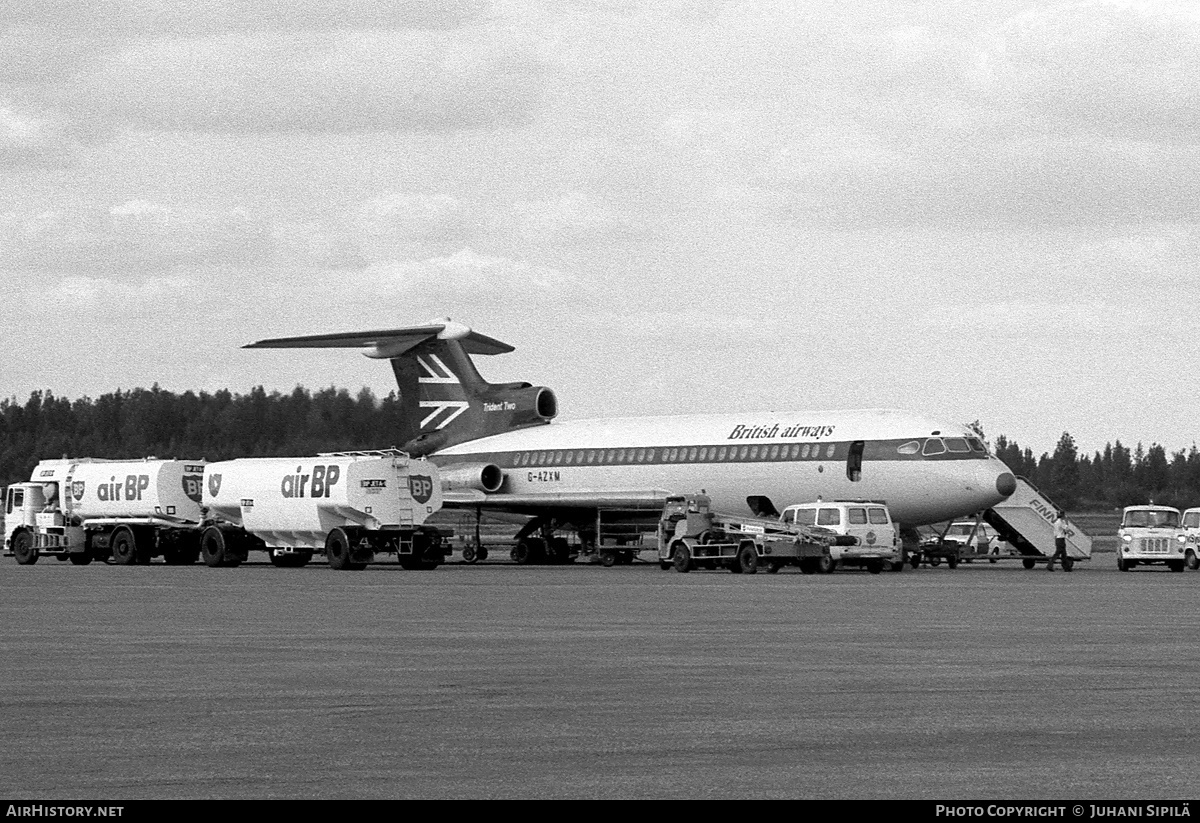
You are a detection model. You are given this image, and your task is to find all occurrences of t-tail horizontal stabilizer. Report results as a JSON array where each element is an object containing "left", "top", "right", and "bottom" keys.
[{"left": 245, "top": 319, "right": 558, "bottom": 456}]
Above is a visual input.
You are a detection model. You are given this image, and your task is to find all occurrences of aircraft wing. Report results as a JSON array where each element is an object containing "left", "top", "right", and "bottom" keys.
[
  {"left": 244, "top": 320, "right": 514, "bottom": 358},
  {"left": 442, "top": 488, "right": 673, "bottom": 512}
]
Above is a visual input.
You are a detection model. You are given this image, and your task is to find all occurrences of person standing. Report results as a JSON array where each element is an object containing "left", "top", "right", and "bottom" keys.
[{"left": 1047, "top": 510, "right": 1069, "bottom": 571}]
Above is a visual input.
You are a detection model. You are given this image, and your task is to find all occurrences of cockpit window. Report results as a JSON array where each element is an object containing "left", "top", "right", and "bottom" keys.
[
  {"left": 898, "top": 441, "right": 920, "bottom": 455},
  {"left": 944, "top": 437, "right": 970, "bottom": 453},
  {"left": 922, "top": 438, "right": 946, "bottom": 456},
  {"left": 1123, "top": 510, "right": 1180, "bottom": 528}
]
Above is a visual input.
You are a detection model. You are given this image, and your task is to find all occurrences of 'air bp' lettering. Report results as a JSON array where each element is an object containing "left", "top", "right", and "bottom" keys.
[
  {"left": 97, "top": 474, "right": 150, "bottom": 501},
  {"left": 280, "top": 464, "right": 341, "bottom": 498}
]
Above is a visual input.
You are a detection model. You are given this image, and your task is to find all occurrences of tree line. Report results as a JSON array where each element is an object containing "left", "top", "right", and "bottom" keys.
[{"left": 1, "top": 388, "right": 1196, "bottom": 511}]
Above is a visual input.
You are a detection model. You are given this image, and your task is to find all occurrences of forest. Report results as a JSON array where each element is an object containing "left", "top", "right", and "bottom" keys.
[{"left": 1, "top": 387, "right": 1197, "bottom": 512}]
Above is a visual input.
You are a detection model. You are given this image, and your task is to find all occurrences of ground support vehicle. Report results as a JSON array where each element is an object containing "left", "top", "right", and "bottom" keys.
[
  {"left": 779, "top": 500, "right": 901, "bottom": 572},
  {"left": 4, "top": 458, "right": 205, "bottom": 566},
  {"left": 983, "top": 476, "right": 1091, "bottom": 569},
  {"left": 1115, "top": 505, "right": 1185, "bottom": 572},
  {"left": 655, "top": 494, "right": 866, "bottom": 574},
  {"left": 202, "top": 452, "right": 447, "bottom": 570},
  {"left": 1179, "top": 508, "right": 1200, "bottom": 570}
]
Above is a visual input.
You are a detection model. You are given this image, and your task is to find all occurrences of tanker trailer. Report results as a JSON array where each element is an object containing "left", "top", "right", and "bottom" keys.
[
  {"left": 4, "top": 458, "right": 206, "bottom": 566},
  {"left": 200, "top": 452, "right": 446, "bottom": 570}
]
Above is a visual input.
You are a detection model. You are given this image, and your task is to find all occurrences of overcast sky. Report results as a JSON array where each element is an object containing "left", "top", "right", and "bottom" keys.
[{"left": 2, "top": 0, "right": 1197, "bottom": 458}]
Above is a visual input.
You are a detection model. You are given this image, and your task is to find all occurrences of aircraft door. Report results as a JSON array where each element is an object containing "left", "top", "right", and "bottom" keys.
[{"left": 846, "top": 440, "right": 864, "bottom": 481}]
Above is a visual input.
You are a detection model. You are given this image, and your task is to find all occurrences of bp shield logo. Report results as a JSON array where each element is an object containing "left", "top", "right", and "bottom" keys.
[
  {"left": 865, "top": 531, "right": 877, "bottom": 546},
  {"left": 408, "top": 475, "right": 433, "bottom": 504},
  {"left": 182, "top": 473, "right": 203, "bottom": 503},
  {"left": 208, "top": 473, "right": 223, "bottom": 498},
  {"left": 72, "top": 481, "right": 86, "bottom": 502}
]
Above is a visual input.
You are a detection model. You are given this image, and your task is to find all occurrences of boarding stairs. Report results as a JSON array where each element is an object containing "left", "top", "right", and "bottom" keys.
[{"left": 983, "top": 476, "right": 1092, "bottom": 560}]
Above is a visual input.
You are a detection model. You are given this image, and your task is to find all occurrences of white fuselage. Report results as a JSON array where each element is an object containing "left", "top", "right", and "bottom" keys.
[{"left": 434, "top": 408, "right": 1016, "bottom": 527}]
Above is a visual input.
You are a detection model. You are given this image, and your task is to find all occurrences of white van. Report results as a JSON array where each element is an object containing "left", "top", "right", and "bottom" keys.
[{"left": 780, "top": 501, "right": 899, "bottom": 572}]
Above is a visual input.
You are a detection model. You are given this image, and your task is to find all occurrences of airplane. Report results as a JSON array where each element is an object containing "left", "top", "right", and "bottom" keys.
[{"left": 245, "top": 319, "right": 1017, "bottom": 564}]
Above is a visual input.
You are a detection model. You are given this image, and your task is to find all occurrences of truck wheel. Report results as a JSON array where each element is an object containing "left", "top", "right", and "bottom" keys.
[
  {"left": 766, "top": 560, "right": 781, "bottom": 574},
  {"left": 909, "top": 553, "right": 921, "bottom": 569},
  {"left": 111, "top": 526, "right": 138, "bottom": 566},
  {"left": 462, "top": 544, "right": 478, "bottom": 564},
  {"left": 867, "top": 560, "right": 884, "bottom": 574},
  {"left": 946, "top": 555, "right": 959, "bottom": 570},
  {"left": 1022, "top": 558, "right": 1036, "bottom": 570},
  {"left": 68, "top": 552, "right": 93, "bottom": 566},
  {"left": 326, "top": 528, "right": 361, "bottom": 571},
  {"left": 12, "top": 530, "right": 38, "bottom": 565},
  {"left": 600, "top": 550, "right": 616, "bottom": 567},
  {"left": 889, "top": 560, "right": 905, "bottom": 572},
  {"left": 928, "top": 556, "right": 941, "bottom": 567},
  {"left": 737, "top": 543, "right": 759, "bottom": 575},
  {"left": 1187, "top": 551, "right": 1199, "bottom": 571},
  {"left": 672, "top": 542, "right": 691, "bottom": 573},
  {"left": 1117, "top": 554, "right": 1131, "bottom": 572},
  {"left": 816, "top": 554, "right": 834, "bottom": 574},
  {"left": 200, "top": 527, "right": 228, "bottom": 567},
  {"left": 1169, "top": 560, "right": 1185, "bottom": 573},
  {"left": 799, "top": 558, "right": 816, "bottom": 574}
]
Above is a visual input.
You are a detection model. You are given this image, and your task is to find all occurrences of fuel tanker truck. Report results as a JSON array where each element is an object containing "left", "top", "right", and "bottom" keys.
[
  {"left": 4, "top": 458, "right": 206, "bottom": 565},
  {"left": 200, "top": 451, "right": 447, "bottom": 570}
]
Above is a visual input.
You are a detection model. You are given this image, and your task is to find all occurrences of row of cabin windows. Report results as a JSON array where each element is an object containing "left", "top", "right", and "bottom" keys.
[
  {"left": 785, "top": 506, "right": 891, "bottom": 527},
  {"left": 513, "top": 442, "right": 841, "bottom": 468}
]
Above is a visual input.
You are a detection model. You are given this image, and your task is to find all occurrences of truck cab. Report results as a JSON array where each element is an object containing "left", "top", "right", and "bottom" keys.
[
  {"left": 779, "top": 501, "right": 899, "bottom": 571},
  {"left": 1117, "top": 505, "right": 1184, "bottom": 572}
]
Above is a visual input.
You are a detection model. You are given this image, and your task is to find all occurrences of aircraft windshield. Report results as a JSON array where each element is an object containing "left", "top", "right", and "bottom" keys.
[{"left": 1123, "top": 510, "right": 1180, "bottom": 528}]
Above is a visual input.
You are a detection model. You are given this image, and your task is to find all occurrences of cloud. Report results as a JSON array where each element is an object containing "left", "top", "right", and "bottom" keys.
[
  {"left": 60, "top": 28, "right": 543, "bottom": 134},
  {"left": 993, "top": 0, "right": 1200, "bottom": 134},
  {"left": 0, "top": 200, "right": 272, "bottom": 272},
  {"left": 0, "top": 104, "right": 73, "bottom": 166},
  {"left": 353, "top": 248, "right": 571, "bottom": 297}
]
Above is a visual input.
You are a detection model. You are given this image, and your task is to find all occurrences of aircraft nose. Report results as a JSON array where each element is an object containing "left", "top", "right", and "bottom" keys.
[{"left": 996, "top": 471, "right": 1016, "bottom": 498}]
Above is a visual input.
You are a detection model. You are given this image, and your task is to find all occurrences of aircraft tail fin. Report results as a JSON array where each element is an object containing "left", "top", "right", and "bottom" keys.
[{"left": 245, "top": 319, "right": 557, "bottom": 454}]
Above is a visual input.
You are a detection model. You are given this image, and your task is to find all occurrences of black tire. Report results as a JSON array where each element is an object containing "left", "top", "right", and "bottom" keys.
[
  {"left": 326, "top": 528, "right": 361, "bottom": 571},
  {"left": 909, "top": 553, "right": 921, "bottom": 569},
  {"left": 766, "top": 560, "right": 782, "bottom": 574},
  {"left": 1117, "top": 555, "right": 1131, "bottom": 572},
  {"left": 600, "top": 550, "right": 616, "bottom": 568},
  {"left": 929, "top": 556, "right": 941, "bottom": 567},
  {"left": 867, "top": 560, "right": 884, "bottom": 574},
  {"left": 737, "top": 543, "right": 758, "bottom": 575},
  {"left": 946, "top": 555, "right": 959, "bottom": 570},
  {"left": 462, "top": 544, "right": 478, "bottom": 564},
  {"left": 201, "top": 527, "right": 228, "bottom": 567},
  {"left": 67, "top": 552, "right": 93, "bottom": 566},
  {"left": 1022, "top": 558, "right": 1037, "bottom": 570},
  {"left": 514, "top": 538, "right": 542, "bottom": 565},
  {"left": 889, "top": 560, "right": 905, "bottom": 572},
  {"left": 672, "top": 542, "right": 691, "bottom": 573},
  {"left": 1169, "top": 560, "right": 1185, "bottom": 573},
  {"left": 12, "top": 530, "right": 38, "bottom": 565},
  {"left": 799, "top": 558, "right": 817, "bottom": 574},
  {"left": 816, "top": 554, "right": 835, "bottom": 574},
  {"left": 1187, "top": 551, "right": 1199, "bottom": 571},
  {"left": 111, "top": 526, "right": 138, "bottom": 566}
]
